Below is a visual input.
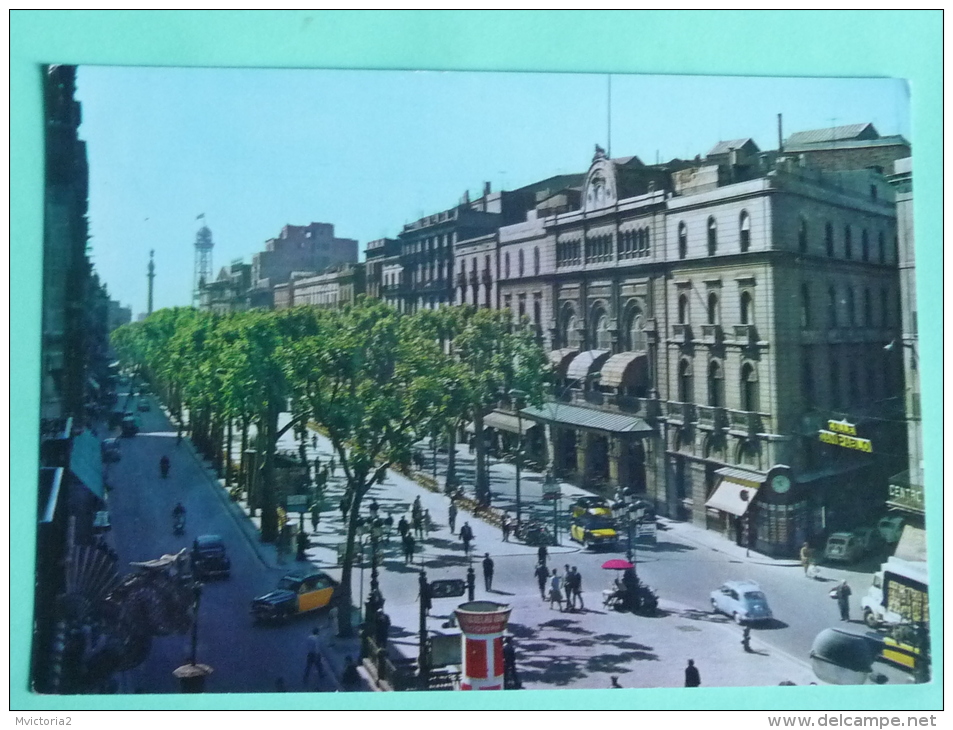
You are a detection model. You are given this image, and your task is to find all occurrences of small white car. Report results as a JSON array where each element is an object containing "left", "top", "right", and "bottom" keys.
[
  {"left": 710, "top": 580, "right": 773, "bottom": 624},
  {"left": 877, "top": 516, "right": 905, "bottom": 545}
]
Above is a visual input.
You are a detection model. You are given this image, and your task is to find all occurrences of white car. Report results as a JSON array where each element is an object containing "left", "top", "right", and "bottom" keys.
[
  {"left": 877, "top": 516, "right": 904, "bottom": 545},
  {"left": 710, "top": 580, "right": 774, "bottom": 624}
]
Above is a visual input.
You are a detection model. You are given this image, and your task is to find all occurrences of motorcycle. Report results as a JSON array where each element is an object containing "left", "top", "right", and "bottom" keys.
[{"left": 517, "top": 520, "right": 554, "bottom": 547}]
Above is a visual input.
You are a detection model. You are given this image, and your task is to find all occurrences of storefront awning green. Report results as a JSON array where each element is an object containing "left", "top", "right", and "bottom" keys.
[
  {"left": 70, "top": 429, "right": 104, "bottom": 500},
  {"left": 466, "top": 410, "right": 539, "bottom": 435},
  {"left": 519, "top": 402, "right": 653, "bottom": 435}
]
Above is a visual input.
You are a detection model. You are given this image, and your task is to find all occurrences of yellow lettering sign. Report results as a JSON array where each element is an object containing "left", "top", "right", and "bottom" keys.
[
  {"left": 827, "top": 420, "right": 858, "bottom": 436},
  {"left": 818, "top": 430, "right": 873, "bottom": 453}
]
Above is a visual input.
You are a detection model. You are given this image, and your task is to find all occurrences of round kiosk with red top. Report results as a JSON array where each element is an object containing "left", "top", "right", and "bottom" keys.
[{"left": 453, "top": 600, "right": 512, "bottom": 690}]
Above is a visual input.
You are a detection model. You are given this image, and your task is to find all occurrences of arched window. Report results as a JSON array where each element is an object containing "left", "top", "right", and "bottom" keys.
[
  {"left": 864, "top": 288, "right": 872, "bottom": 327},
  {"left": 846, "top": 288, "right": 856, "bottom": 327},
  {"left": 797, "top": 217, "right": 807, "bottom": 254},
  {"left": 707, "top": 292, "right": 719, "bottom": 325},
  {"left": 518, "top": 249, "right": 525, "bottom": 277},
  {"left": 627, "top": 306, "right": 647, "bottom": 352},
  {"left": 827, "top": 286, "right": 838, "bottom": 329},
  {"left": 533, "top": 247, "right": 540, "bottom": 275},
  {"left": 741, "top": 212, "right": 752, "bottom": 253},
  {"left": 504, "top": 252, "right": 510, "bottom": 279},
  {"left": 844, "top": 224, "right": 853, "bottom": 259},
  {"left": 825, "top": 222, "right": 834, "bottom": 257},
  {"left": 594, "top": 310, "right": 611, "bottom": 351},
  {"left": 678, "top": 359, "right": 693, "bottom": 403},
  {"left": 739, "top": 441, "right": 760, "bottom": 468},
  {"left": 678, "top": 222, "right": 687, "bottom": 259},
  {"left": 678, "top": 294, "right": 689, "bottom": 324},
  {"left": 741, "top": 363, "right": 759, "bottom": 412},
  {"left": 878, "top": 231, "right": 886, "bottom": 264},
  {"left": 707, "top": 217, "right": 718, "bottom": 256},
  {"left": 562, "top": 307, "right": 580, "bottom": 350},
  {"left": 643, "top": 227, "right": 651, "bottom": 256},
  {"left": 707, "top": 360, "right": 724, "bottom": 407},
  {"left": 861, "top": 230, "right": 870, "bottom": 262},
  {"left": 800, "top": 283, "right": 811, "bottom": 328},
  {"left": 739, "top": 291, "right": 753, "bottom": 325}
]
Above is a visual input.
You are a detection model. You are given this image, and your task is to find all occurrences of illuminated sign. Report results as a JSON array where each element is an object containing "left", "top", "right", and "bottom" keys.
[{"left": 818, "top": 420, "right": 872, "bottom": 453}]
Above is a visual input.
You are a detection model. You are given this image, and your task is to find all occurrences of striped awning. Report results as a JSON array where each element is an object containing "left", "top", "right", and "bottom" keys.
[
  {"left": 714, "top": 466, "right": 766, "bottom": 488},
  {"left": 466, "top": 410, "right": 538, "bottom": 435},
  {"left": 565, "top": 349, "right": 611, "bottom": 382},
  {"left": 548, "top": 348, "right": 579, "bottom": 378},
  {"left": 519, "top": 402, "right": 653, "bottom": 435},
  {"left": 600, "top": 352, "right": 648, "bottom": 389}
]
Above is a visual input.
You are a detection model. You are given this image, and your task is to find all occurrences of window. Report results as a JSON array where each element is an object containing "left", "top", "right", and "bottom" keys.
[
  {"left": 844, "top": 225, "right": 853, "bottom": 259},
  {"left": 861, "top": 230, "right": 870, "bottom": 262},
  {"left": 827, "top": 286, "right": 838, "bottom": 329},
  {"left": 707, "top": 217, "right": 718, "bottom": 256},
  {"left": 830, "top": 358, "right": 841, "bottom": 409},
  {"left": 518, "top": 249, "right": 525, "bottom": 277},
  {"left": 678, "top": 222, "right": 688, "bottom": 259},
  {"left": 825, "top": 223, "right": 834, "bottom": 257},
  {"left": 800, "top": 284, "right": 811, "bottom": 328},
  {"left": 741, "top": 212, "right": 752, "bottom": 253},
  {"left": 864, "top": 288, "right": 872, "bottom": 327},
  {"left": 878, "top": 231, "right": 886, "bottom": 264},
  {"left": 518, "top": 293, "right": 526, "bottom": 320},
  {"left": 678, "top": 294, "right": 689, "bottom": 324},
  {"left": 707, "top": 292, "right": 719, "bottom": 325},
  {"left": 504, "top": 252, "right": 510, "bottom": 279},
  {"left": 846, "top": 288, "right": 856, "bottom": 327},
  {"left": 741, "top": 363, "right": 759, "bottom": 412},
  {"left": 628, "top": 307, "right": 647, "bottom": 351},
  {"left": 533, "top": 294, "right": 542, "bottom": 328},
  {"left": 740, "top": 291, "right": 753, "bottom": 325},
  {"left": 708, "top": 360, "right": 724, "bottom": 407},
  {"left": 594, "top": 311, "right": 611, "bottom": 350},
  {"left": 533, "top": 247, "right": 540, "bottom": 275},
  {"left": 678, "top": 359, "right": 693, "bottom": 403}
]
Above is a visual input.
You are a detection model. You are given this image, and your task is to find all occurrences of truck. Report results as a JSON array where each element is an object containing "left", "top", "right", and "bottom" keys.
[{"left": 860, "top": 556, "right": 929, "bottom": 672}]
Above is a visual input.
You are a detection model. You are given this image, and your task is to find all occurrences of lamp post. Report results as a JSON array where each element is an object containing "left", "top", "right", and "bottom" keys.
[{"left": 508, "top": 388, "right": 527, "bottom": 528}]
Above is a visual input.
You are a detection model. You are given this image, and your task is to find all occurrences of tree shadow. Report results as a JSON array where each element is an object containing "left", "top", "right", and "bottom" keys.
[
  {"left": 505, "top": 622, "right": 538, "bottom": 639},
  {"left": 645, "top": 541, "right": 696, "bottom": 554},
  {"left": 538, "top": 618, "right": 595, "bottom": 636}
]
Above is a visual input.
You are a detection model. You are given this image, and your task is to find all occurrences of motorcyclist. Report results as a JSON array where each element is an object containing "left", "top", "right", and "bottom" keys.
[
  {"left": 173, "top": 502, "right": 186, "bottom": 520},
  {"left": 159, "top": 455, "right": 171, "bottom": 477}
]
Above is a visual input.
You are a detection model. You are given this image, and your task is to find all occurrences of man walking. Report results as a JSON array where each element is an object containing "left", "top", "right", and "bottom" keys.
[
  {"left": 303, "top": 628, "right": 324, "bottom": 686},
  {"left": 397, "top": 515, "right": 410, "bottom": 541},
  {"left": 482, "top": 553, "right": 495, "bottom": 591},
  {"left": 834, "top": 580, "right": 852, "bottom": 621},
  {"left": 549, "top": 568, "right": 564, "bottom": 611},
  {"left": 534, "top": 562, "right": 549, "bottom": 600},
  {"left": 800, "top": 542, "right": 815, "bottom": 577},
  {"left": 448, "top": 501, "right": 458, "bottom": 534},
  {"left": 684, "top": 659, "right": 701, "bottom": 687},
  {"left": 563, "top": 564, "right": 574, "bottom": 609},
  {"left": 570, "top": 567, "right": 585, "bottom": 611},
  {"left": 459, "top": 521, "right": 474, "bottom": 557},
  {"left": 501, "top": 515, "right": 511, "bottom": 542},
  {"left": 413, "top": 510, "right": 424, "bottom": 539},
  {"left": 402, "top": 532, "right": 416, "bottom": 564},
  {"left": 537, "top": 544, "right": 548, "bottom": 568},
  {"left": 502, "top": 637, "right": 522, "bottom": 689}
]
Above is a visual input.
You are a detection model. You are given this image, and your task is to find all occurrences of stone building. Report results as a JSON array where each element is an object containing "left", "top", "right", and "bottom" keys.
[
  {"left": 364, "top": 237, "right": 399, "bottom": 301},
  {"left": 783, "top": 123, "right": 910, "bottom": 176},
  {"left": 273, "top": 263, "right": 366, "bottom": 309},
  {"left": 198, "top": 260, "right": 252, "bottom": 314},
  {"left": 477, "top": 137, "right": 905, "bottom": 556}
]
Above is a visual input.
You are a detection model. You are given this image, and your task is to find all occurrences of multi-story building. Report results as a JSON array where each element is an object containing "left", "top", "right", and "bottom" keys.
[
  {"left": 198, "top": 259, "right": 252, "bottom": 314},
  {"left": 248, "top": 222, "right": 357, "bottom": 308},
  {"left": 477, "top": 137, "right": 904, "bottom": 557},
  {"left": 783, "top": 123, "right": 910, "bottom": 176},
  {"left": 364, "top": 238, "right": 399, "bottom": 302},
  {"left": 273, "top": 263, "right": 366, "bottom": 309}
]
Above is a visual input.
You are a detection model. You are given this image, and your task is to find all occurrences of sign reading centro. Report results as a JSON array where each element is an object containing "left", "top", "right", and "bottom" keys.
[{"left": 819, "top": 420, "right": 873, "bottom": 453}]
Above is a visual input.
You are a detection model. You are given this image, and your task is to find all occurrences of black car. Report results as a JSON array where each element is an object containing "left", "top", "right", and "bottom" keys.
[
  {"left": 120, "top": 415, "right": 140, "bottom": 437},
  {"left": 191, "top": 535, "right": 231, "bottom": 580}
]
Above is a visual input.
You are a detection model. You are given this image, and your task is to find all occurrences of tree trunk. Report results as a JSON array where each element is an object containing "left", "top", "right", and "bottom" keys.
[
  {"left": 474, "top": 410, "right": 490, "bottom": 506},
  {"left": 239, "top": 417, "right": 249, "bottom": 492},
  {"left": 445, "top": 425, "right": 457, "bottom": 493},
  {"left": 259, "top": 404, "right": 280, "bottom": 543},
  {"left": 336, "top": 477, "right": 365, "bottom": 638},
  {"left": 225, "top": 418, "right": 233, "bottom": 487}
]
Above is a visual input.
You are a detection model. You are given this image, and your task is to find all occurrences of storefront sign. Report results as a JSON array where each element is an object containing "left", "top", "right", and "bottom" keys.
[
  {"left": 818, "top": 420, "right": 872, "bottom": 453},
  {"left": 888, "top": 483, "right": 924, "bottom": 511}
]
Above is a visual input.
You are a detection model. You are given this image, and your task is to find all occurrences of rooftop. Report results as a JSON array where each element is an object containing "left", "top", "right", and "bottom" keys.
[{"left": 785, "top": 123, "right": 878, "bottom": 147}]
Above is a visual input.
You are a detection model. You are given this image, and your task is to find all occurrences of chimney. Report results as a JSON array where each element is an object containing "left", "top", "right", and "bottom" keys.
[
  {"left": 778, "top": 113, "right": 783, "bottom": 153},
  {"left": 483, "top": 181, "right": 491, "bottom": 197}
]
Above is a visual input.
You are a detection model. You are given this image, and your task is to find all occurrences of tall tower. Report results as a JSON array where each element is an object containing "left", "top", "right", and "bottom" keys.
[
  {"left": 146, "top": 249, "right": 155, "bottom": 315},
  {"left": 193, "top": 224, "right": 214, "bottom": 306}
]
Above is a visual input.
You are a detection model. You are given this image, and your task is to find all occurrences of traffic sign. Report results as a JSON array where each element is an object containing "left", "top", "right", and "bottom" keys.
[
  {"left": 286, "top": 494, "right": 308, "bottom": 512},
  {"left": 429, "top": 579, "right": 467, "bottom": 599}
]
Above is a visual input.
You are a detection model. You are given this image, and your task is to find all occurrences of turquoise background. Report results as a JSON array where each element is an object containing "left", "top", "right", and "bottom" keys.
[{"left": 10, "top": 10, "right": 942, "bottom": 711}]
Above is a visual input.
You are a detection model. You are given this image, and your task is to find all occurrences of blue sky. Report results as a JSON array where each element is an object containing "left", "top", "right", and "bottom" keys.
[{"left": 76, "top": 66, "right": 909, "bottom": 314}]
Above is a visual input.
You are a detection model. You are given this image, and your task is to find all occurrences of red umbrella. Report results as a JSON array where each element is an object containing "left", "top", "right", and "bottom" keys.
[{"left": 601, "top": 559, "right": 634, "bottom": 570}]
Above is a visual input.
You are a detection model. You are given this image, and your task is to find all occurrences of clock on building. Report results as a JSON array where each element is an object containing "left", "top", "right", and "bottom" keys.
[{"left": 771, "top": 474, "right": 791, "bottom": 494}]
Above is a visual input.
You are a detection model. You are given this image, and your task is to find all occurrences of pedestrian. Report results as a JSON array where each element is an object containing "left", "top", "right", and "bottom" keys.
[
  {"left": 296, "top": 529, "right": 309, "bottom": 561},
  {"left": 328, "top": 457, "right": 336, "bottom": 476},
  {"left": 549, "top": 569, "right": 564, "bottom": 611},
  {"left": 311, "top": 434, "right": 318, "bottom": 448},
  {"left": 537, "top": 544, "right": 548, "bottom": 568},
  {"left": 482, "top": 552, "right": 495, "bottom": 591},
  {"left": 339, "top": 495, "right": 349, "bottom": 520},
  {"left": 501, "top": 515, "right": 511, "bottom": 542},
  {"left": 303, "top": 628, "right": 324, "bottom": 685},
  {"left": 423, "top": 508, "right": 432, "bottom": 536},
  {"left": 459, "top": 521, "right": 474, "bottom": 556},
  {"left": 800, "top": 541, "right": 815, "bottom": 577},
  {"left": 563, "top": 563, "right": 574, "bottom": 608},
  {"left": 413, "top": 511, "right": 424, "bottom": 539},
  {"left": 448, "top": 500, "right": 458, "bottom": 534},
  {"left": 741, "top": 626, "right": 752, "bottom": 653},
  {"left": 833, "top": 580, "right": 852, "bottom": 621},
  {"left": 503, "top": 637, "right": 522, "bottom": 689},
  {"left": 314, "top": 455, "right": 322, "bottom": 477},
  {"left": 610, "top": 676, "right": 622, "bottom": 689},
  {"left": 369, "top": 499, "right": 380, "bottom": 518},
  {"left": 397, "top": 515, "right": 410, "bottom": 540},
  {"left": 412, "top": 495, "right": 423, "bottom": 523},
  {"left": 383, "top": 513, "right": 394, "bottom": 544},
  {"left": 341, "top": 656, "right": 360, "bottom": 688},
  {"left": 310, "top": 504, "right": 319, "bottom": 532},
  {"left": 534, "top": 562, "right": 549, "bottom": 600},
  {"left": 402, "top": 532, "right": 416, "bottom": 564},
  {"left": 570, "top": 567, "right": 585, "bottom": 611},
  {"left": 684, "top": 659, "right": 701, "bottom": 687}
]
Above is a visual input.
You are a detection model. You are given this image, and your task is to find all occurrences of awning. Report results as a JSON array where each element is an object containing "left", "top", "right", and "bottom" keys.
[
  {"left": 38, "top": 467, "right": 64, "bottom": 523},
  {"left": 70, "top": 429, "right": 104, "bottom": 500},
  {"left": 548, "top": 348, "right": 579, "bottom": 379},
  {"left": 465, "top": 410, "right": 539, "bottom": 435},
  {"left": 705, "top": 479, "right": 759, "bottom": 516},
  {"left": 893, "top": 526, "right": 927, "bottom": 563},
  {"left": 600, "top": 352, "right": 649, "bottom": 389},
  {"left": 714, "top": 466, "right": 765, "bottom": 488},
  {"left": 519, "top": 402, "right": 653, "bottom": 435},
  {"left": 565, "top": 349, "right": 611, "bottom": 382}
]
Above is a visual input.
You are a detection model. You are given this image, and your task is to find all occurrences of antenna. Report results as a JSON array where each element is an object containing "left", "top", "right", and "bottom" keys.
[
  {"left": 607, "top": 74, "right": 612, "bottom": 159},
  {"left": 193, "top": 221, "right": 214, "bottom": 306}
]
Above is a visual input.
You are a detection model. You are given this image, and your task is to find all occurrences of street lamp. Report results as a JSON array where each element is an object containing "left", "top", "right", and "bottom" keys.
[{"left": 508, "top": 388, "right": 527, "bottom": 528}]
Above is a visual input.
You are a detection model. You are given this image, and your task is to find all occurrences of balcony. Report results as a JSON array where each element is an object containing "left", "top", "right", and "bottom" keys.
[
  {"left": 696, "top": 405, "right": 728, "bottom": 431},
  {"left": 727, "top": 409, "right": 764, "bottom": 435},
  {"left": 733, "top": 324, "right": 757, "bottom": 345},
  {"left": 671, "top": 323, "right": 693, "bottom": 344},
  {"left": 665, "top": 401, "right": 696, "bottom": 425},
  {"left": 455, "top": 272, "right": 467, "bottom": 288},
  {"left": 700, "top": 324, "right": 724, "bottom": 344}
]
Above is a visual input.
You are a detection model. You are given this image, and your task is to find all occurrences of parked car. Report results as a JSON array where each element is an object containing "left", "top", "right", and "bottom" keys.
[
  {"left": 570, "top": 496, "right": 612, "bottom": 519},
  {"left": 877, "top": 515, "right": 905, "bottom": 545},
  {"left": 191, "top": 535, "right": 231, "bottom": 580},
  {"left": 824, "top": 532, "right": 866, "bottom": 563},
  {"left": 710, "top": 580, "right": 773, "bottom": 624},
  {"left": 852, "top": 526, "right": 884, "bottom": 554},
  {"left": 137, "top": 400, "right": 151, "bottom": 412},
  {"left": 569, "top": 513, "right": 619, "bottom": 549},
  {"left": 120, "top": 415, "right": 140, "bottom": 437},
  {"left": 101, "top": 438, "right": 122, "bottom": 463},
  {"left": 252, "top": 571, "right": 339, "bottom": 623}
]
